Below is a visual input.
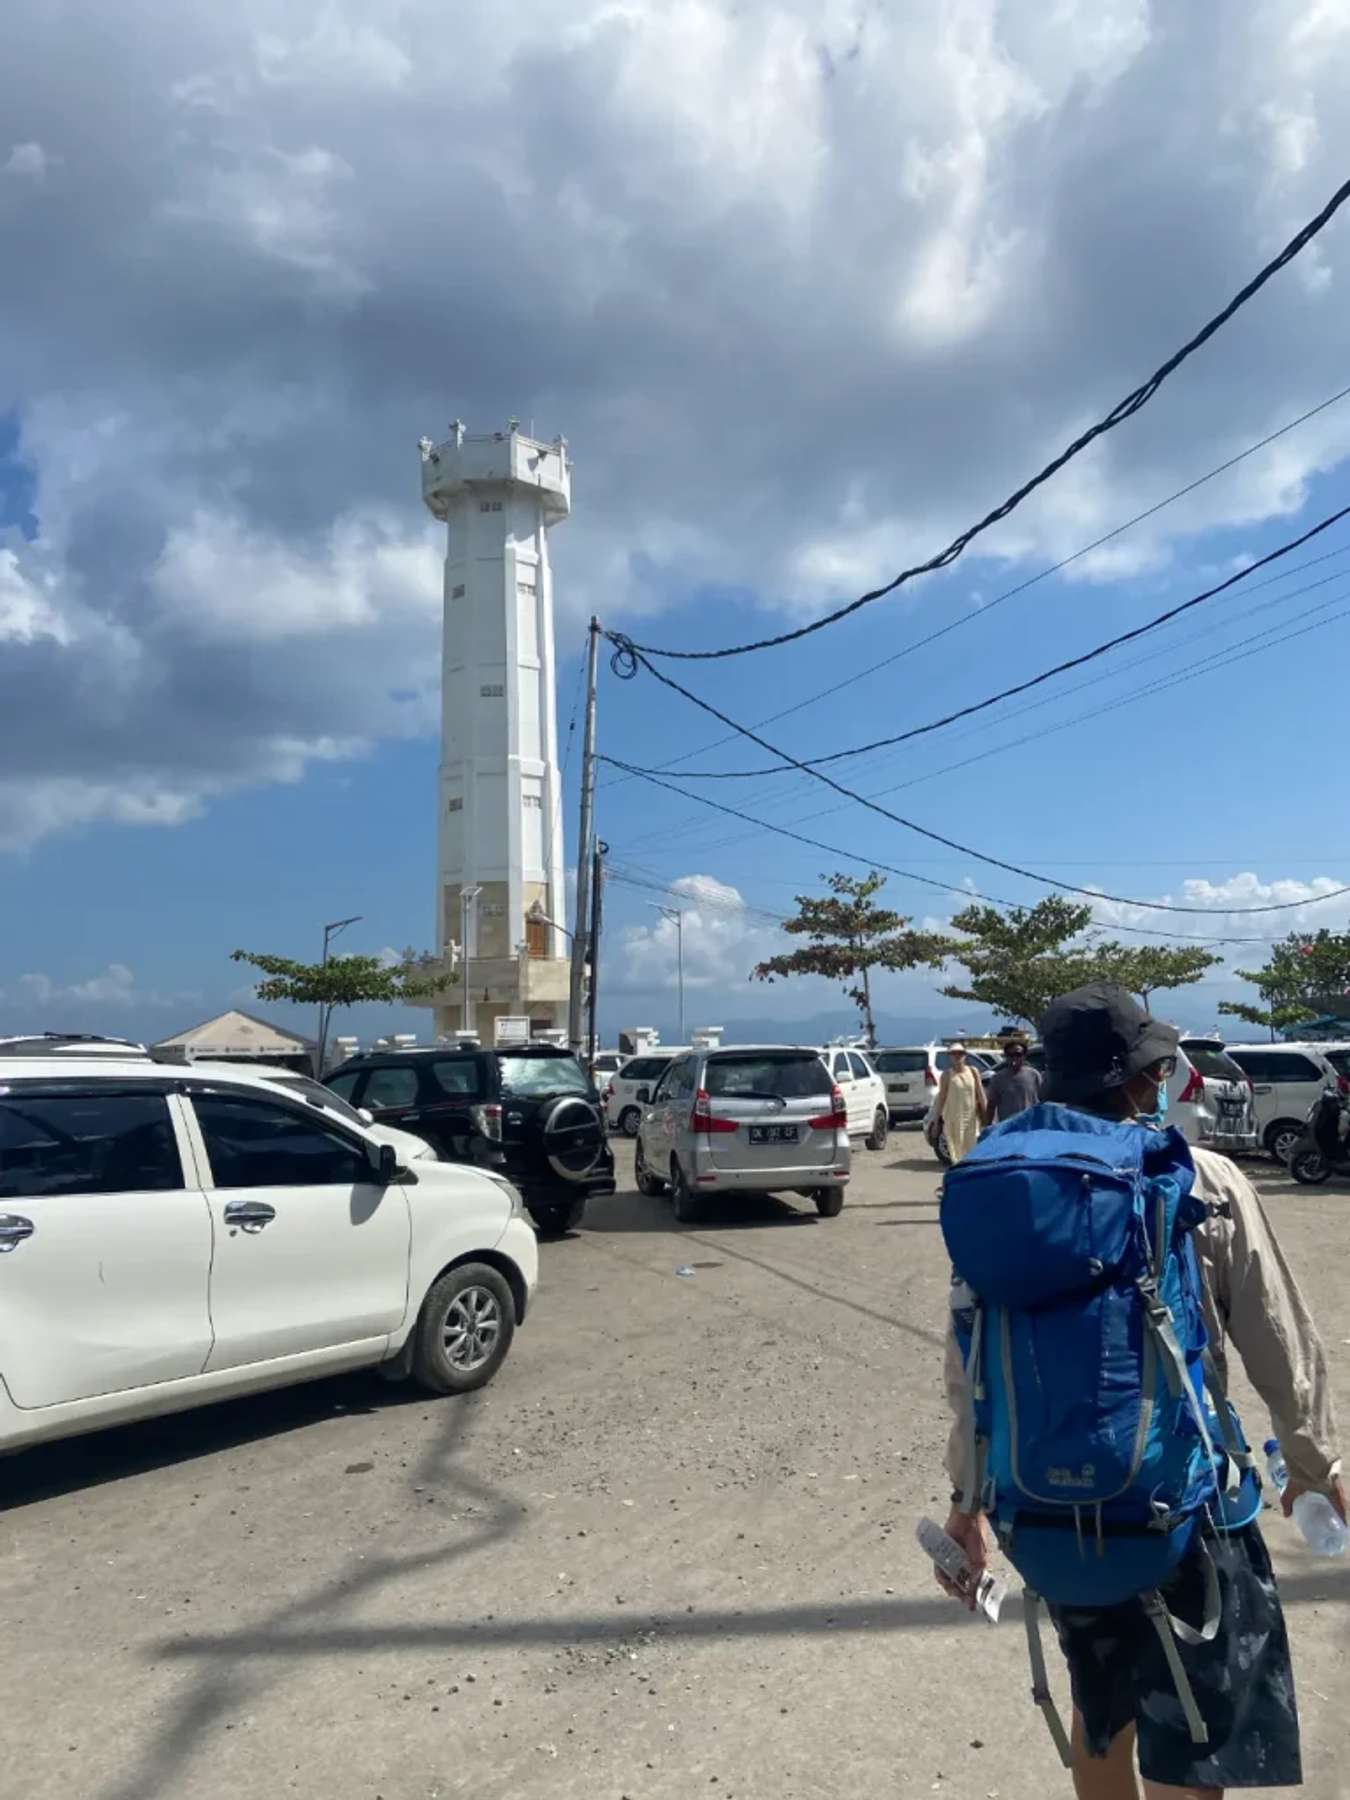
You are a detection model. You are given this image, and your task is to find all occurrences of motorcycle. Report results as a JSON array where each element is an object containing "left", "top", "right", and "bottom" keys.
[{"left": 1288, "top": 1089, "right": 1350, "bottom": 1185}]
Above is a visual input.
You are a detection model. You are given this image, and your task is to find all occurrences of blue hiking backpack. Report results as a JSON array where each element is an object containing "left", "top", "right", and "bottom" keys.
[{"left": 940, "top": 1103, "right": 1260, "bottom": 1760}]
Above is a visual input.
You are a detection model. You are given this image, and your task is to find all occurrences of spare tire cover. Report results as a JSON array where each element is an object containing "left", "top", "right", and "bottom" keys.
[{"left": 542, "top": 1095, "right": 606, "bottom": 1183}]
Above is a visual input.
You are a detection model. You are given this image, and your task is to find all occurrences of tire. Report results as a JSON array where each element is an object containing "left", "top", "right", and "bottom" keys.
[
  {"left": 411, "top": 1262, "right": 515, "bottom": 1395},
  {"left": 814, "top": 1187, "right": 845, "bottom": 1217},
  {"left": 619, "top": 1105, "right": 642, "bottom": 1138},
  {"left": 540, "top": 1095, "right": 607, "bottom": 1184},
  {"left": 866, "top": 1107, "right": 889, "bottom": 1152},
  {"left": 528, "top": 1196, "right": 586, "bottom": 1236},
  {"left": 928, "top": 1126, "right": 952, "bottom": 1167},
  {"left": 1290, "top": 1146, "right": 1332, "bottom": 1185},
  {"left": 670, "top": 1158, "right": 700, "bottom": 1224},
  {"left": 1265, "top": 1120, "right": 1303, "bottom": 1164},
  {"left": 635, "top": 1139, "right": 665, "bottom": 1196}
]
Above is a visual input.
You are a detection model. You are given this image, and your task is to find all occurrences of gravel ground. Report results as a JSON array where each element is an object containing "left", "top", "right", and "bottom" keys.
[{"left": 2, "top": 1132, "right": 1347, "bottom": 1800}]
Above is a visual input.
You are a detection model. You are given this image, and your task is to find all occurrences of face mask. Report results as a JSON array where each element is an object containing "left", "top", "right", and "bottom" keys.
[{"left": 1137, "top": 1078, "right": 1168, "bottom": 1129}]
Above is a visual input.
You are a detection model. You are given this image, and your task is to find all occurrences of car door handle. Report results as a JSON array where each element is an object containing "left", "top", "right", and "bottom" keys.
[
  {"left": 1253, "top": 1085, "right": 1274, "bottom": 1094},
  {"left": 0, "top": 1213, "right": 34, "bottom": 1252},
  {"left": 223, "top": 1200, "right": 277, "bottom": 1233}
]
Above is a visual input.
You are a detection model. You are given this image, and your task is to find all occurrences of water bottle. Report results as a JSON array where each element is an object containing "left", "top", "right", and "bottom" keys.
[{"left": 1263, "top": 1439, "right": 1347, "bottom": 1557}]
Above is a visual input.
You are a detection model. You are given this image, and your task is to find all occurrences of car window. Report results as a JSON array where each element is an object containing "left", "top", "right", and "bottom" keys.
[
  {"left": 847, "top": 1052, "right": 871, "bottom": 1080},
  {"left": 1182, "top": 1047, "right": 1247, "bottom": 1083},
  {"left": 1226, "top": 1050, "right": 1267, "bottom": 1081},
  {"left": 193, "top": 1094, "right": 371, "bottom": 1188},
  {"left": 324, "top": 1069, "right": 363, "bottom": 1103},
  {"left": 624, "top": 1057, "right": 669, "bottom": 1083},
  {"left": 704, "top": 1053, "right": 831, "bottom": 1100},
  {"left": 429, "top": 1058, "right": 485, "bottom": 1099},
  {"left": 497, "top": 1055, "right": 590, "bottom": 1098},
  {"left": 272, "top": 1075, "right": 368, "bottom": 1128},
  {"left": 0, "top": 1089, "right": 183, "bottom": 1199},
  {"left": 648, "top": 1062, "right": 676, "bottom": 1101},
  {"left": 362, "top": 1066, "right": 421, "bottom": 1109},
  {"left": 874, "top": 1050, "right": 927, "bottom": 1074},
  {"left": 1322, "top": 1048, "right": 1350, "bottom": 1079},
  {"left": 1279, "top": 1054, "right": 1328, "bottom": 1083}
]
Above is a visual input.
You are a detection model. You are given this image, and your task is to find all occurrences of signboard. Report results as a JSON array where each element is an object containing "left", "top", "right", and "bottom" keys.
[{"left": 494, "top": 1015, "right": 531, "bottom": 1047}]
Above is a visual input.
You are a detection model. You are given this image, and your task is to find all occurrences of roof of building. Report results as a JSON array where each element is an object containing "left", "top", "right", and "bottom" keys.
[{"left": 154, "top": 1008, "right": 315, "bottom": 1055}]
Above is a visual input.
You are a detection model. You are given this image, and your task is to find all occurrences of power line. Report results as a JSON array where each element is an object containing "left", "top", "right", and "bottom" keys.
[
  {"left": 617, "top": 177, "right": 1350, "bottom": 661},
  {"left": 614, "top": 502, "right": 1350, "bottom": 779},
  {"left": 640, "top": 562, "right": 1350, "bottom": 862},
  {"left": 601, "top": 762, "right": 1275, "bottom": 945},
  {"left": 600, "top": 381, "right": 1350, "bottom": 788},
  {"left": 601, "top": 644, "right": 1350, "bottom": 914}
]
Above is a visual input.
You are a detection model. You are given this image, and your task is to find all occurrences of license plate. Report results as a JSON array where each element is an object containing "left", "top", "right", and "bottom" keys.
[
  {"left": 1218, "top": 1099, "right": 1244, "bottom": 1114},
  {"left": 888, "top": 1082, "right": 910, "bottom": 1093},
  {"left": 749, "top": 1124, "right": 799, "bottom": 1145}
]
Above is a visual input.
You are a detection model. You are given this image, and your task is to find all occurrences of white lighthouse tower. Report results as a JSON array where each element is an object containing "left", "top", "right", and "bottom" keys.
[{"left": 417, "top": 421, "right": 572, "bottom": 1044}]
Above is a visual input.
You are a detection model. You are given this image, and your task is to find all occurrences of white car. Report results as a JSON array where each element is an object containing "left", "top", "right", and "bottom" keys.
[
  {"left": 589, "top": 1051, "right": 627, "bottom": 1083},
  {"left": 634, "top": 1045, "right": 850, "bottom": 1221},
  {"left": 213, "top": 1064, "right": 441, "bottom": 1165},
  {"left": 1218, "top": 1042, "right": 1345, "bottom": 1161},
  {"left": 816, "top": 1046, "right": 891, "bottom": 1149},
  {"left": 0, "top": 1054, "right": 538, "bottom": 1457},
  {"left": 603, "top": 1048, "right": 687, "bottom": 1137},
  {"left": 873, "top": 1044, "right": 993, "bottom": 1125}
]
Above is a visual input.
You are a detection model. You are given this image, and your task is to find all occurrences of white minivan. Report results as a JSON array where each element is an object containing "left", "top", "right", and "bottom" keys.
[
  {"left": 0, "top": 1053, "right": 538, "bottom": 1456},
  {"left": 1220, "top": 1043, "right": 1345, "bottom": 1161},
  {"left": 603, "top": 1049, "right": 688, "bottom": 1136}
]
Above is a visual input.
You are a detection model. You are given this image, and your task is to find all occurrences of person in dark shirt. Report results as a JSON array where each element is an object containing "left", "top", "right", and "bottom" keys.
[{"left": 982, "top": 1037, "right": 1042, "bottom": 1122}]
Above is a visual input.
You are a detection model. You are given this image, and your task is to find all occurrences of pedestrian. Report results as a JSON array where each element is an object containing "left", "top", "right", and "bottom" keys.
[
  {"left": 937, "top": 983, "right": 1343, "bottom": 1797},
  {"left": 983, "top": 1035, "right": 1042, "bottom": 1122},
  {"left": 934, "top": 1043, "right": 985, "bottom": 1164}
]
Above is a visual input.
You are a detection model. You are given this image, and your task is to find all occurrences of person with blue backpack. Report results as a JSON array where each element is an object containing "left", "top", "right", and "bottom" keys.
[{"left": 938, "top": 983, "right": 1343, "bottom": 1796}]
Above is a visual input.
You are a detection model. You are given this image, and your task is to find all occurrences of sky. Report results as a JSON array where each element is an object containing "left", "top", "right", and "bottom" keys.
[{"left": 3, "top": 0, "right": 1350, "bottom": 1051}]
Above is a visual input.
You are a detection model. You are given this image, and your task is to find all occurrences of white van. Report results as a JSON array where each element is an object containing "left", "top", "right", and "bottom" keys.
[
  {"left": 603, "top": 1049, "right": 690, "bottom": 1136},
  {"left": 1220, "top": 1043, "right": 1344, "bottom": 1161}
]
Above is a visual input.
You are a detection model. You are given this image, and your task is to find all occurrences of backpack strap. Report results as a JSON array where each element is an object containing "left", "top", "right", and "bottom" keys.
[
  {"left": 1141, "top": 1540, "right": 1221, "bottom": 1747},
  {"left": 1202, "top": 1350, "right": 1254, "bottom": 1490},
  {"left": 1137, "top": 1276, "right": 1220, "bottom": 1477},
  {"left": 1022, "top": 1589, "right": 1073, "bottom": 1769},
  {"left": 958, "top": 1302, "right": 987, "bottom": 1514}
]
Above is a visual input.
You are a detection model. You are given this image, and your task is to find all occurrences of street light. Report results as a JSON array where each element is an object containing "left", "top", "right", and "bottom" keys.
[
  {"left": 317, "top": 914, "right": 362, "bottom": 1073},
  {"left": 650, "top": 904, "right": 685, "bottom": 1043}
]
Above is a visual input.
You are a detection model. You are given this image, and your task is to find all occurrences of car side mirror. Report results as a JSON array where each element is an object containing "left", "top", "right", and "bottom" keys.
[
  {"left": 636, "top": 1086, "right": 650, "bottom": 1104},
  {"left": 375, "top": 1142, "right": 399, "bottom": 1184}
]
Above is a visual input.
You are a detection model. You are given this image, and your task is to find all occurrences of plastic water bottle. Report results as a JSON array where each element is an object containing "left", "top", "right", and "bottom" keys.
[{"left": 1263, "top": 1439, "right": 1347, "bottom": 1557}]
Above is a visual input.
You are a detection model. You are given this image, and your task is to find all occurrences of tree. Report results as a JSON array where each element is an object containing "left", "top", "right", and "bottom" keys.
[
  {"left": 936, "top": 897, "right": 1107, "bottom": 1028},
  {"left": 1218, "top": 926, "right": 1350, "bottom": 1039},
  {"left": 750, "top": 871, "right": 947, "bottom": 1045},
  {"left": 1092, "top": 942, "right": 1221, "bottom": 1009},
  {"left": 230, "top": 947, "right": 450, "bottom": 1067}
]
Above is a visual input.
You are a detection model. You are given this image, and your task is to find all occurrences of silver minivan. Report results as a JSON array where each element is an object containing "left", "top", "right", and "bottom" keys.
[{"left": 633, "top": 1045, "right": 851, "bottom": 1222}]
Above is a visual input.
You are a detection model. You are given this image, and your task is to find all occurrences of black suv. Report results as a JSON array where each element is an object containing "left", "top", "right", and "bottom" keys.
[{"left": 325, "top": 1044, "right": 614, "bottom": 1235}]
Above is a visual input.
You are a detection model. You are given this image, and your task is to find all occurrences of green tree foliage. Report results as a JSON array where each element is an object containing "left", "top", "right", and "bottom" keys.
[
  {"left": 1092, "top": 942, "right": 1222, "bottom": 1008},
  {"left": 936, "top": 897, "right": 1106, "bottom": 1028},
  {"left": 1217, "top": 926, "right": 1350, "bottom": 1038},
  {"left": 229, "top": 948, "right": 448, "bottom": 1010},
  {"left": 751, "top": 871, "right": 947, "bottom": 1045}
]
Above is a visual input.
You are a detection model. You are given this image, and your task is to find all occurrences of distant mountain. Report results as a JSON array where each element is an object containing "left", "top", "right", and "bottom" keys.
[{"left": 600, "top": 1006, "right": 996, "bottom": 1047}]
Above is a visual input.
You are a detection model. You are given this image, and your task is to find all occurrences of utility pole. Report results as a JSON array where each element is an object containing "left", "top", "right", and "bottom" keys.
[
  {"left": 316, "top": 914, "right": 362, "bottom": 1074},
  {"left": 459, "top": 885, "right": 481, "bottom": 1036},
  {"left": 652, "top": 904, "right": 685, "bottom": 1043},
  {"left": 568, "top": 617, "right": 601, "bottom": 1050},
  {"left": 587, "top": 839, "right": 607, "bottom": 1068}
]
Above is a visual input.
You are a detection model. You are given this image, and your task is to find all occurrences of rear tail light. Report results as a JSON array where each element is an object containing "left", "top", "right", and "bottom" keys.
[
  {"left": 809, "top": 1086, "right": 849, "bottom": 1131},
  {"left": 1177, "top": 1066, "right": 1205, "bottom": 1106},
  {"left": 602, "top": 1082, "right": 614, "bottom": 1103},
  {"left": 924, "top": 1066, "right": 938, "bottom": 1087},
  {"left": 690, "top": 1089, "right": 738, "bottom": 1135},
  {"left": 470, "top": 1103, "right": 503, "bottom": 1141},
  {"left": 1338, "top": 1075, "right": 1349, "bottom": 1097}
]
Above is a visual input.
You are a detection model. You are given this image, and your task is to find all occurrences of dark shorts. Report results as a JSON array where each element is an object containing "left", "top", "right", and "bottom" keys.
[{"left": 1049, "top": 1525, "right": 1302, "bottom": 1789}]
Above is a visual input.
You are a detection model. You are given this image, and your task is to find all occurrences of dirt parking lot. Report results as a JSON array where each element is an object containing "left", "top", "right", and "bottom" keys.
[{"left": 3, "top": 1132, "right": 1347, "bottom": 1800}]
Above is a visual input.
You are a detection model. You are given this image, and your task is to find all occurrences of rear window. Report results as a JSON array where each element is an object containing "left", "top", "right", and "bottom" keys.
[
  {"left": 873, "top": 1050, "right": 928, "bottom": 1074},
  {"left": 703, "top": 1052, "right": 830, "bottom": 1100},
  {"left": 274, "top": 1075, "right": 367, "bottom": 1128},
  {"left": 1183, "top": 1048, "right": 1247, "bottom": 1083},
  {"left": 0, "top": 1089, "right": 183, "bottom": 1199},
  {"left": 1322, "top": 1049, "right": 1350, "bottom": 1079},
  {"left": 497, "top": 1054, "right": 590, "bottom": 1098},
  {"left": 622, "top": 1056, "right": 671, "bottom": 1082}
]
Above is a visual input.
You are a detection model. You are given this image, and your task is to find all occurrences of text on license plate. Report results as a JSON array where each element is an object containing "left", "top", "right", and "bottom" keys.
[{"left": 749, "top": 1124, "right": 800, "bottom": 1145}]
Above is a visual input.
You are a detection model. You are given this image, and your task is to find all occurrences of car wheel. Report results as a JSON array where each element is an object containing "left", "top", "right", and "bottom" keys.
[
  {"left": 814, "top": 1187, "right": 845, "bottom": 1217},
  {"left": 866, "top": 1107, "right": 889, "bottom": 1152},
  {"left": 619, "top": 1105, "right": 642, "bottom": 1138},
  {"left": 411, "top": 1263, "right": 515, "bottom": 1395},
  {"left": 529, "top": 1197, "right": 586, "bottom": 1236},
  {"left": 635, "top": 1140, "right": 665, "bottom": 1196},
  {"left": 670, "top": 1158, "right": 700, "bottom": 1224},
  {"left": 1290, "top": 1146, "right": 1331, "bottom": 1185},
  {"left": 1265, "top": 1120, "right": 1303, "bottom": 1164},
  {"left": 931, "top": 1127, "right": 952, "bottom": 1168}
]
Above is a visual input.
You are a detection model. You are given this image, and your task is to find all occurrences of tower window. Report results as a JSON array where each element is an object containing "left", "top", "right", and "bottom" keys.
[
  {"left": 480, "top": 683, "right": 504, "bottom": 698},
  {"left": 447, "top": 798, "right": 463, "bottom": 814},
  {"left": 451, "top": 582, "right": 465, "bottom": 598},
  {"left": 526, "top": 913, "right": 550, "bottom": 959},
  {"left": 478, "top": 500, "right": 503, "bottom": 513}
]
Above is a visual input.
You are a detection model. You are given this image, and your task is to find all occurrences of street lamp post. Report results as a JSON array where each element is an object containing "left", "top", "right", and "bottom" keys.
[
  {"left": 317, "top": 914, "right": 362, "bottom": 1074},
  {"left": 651, "top": 904, "right": 685, "bottom": 1044},
  {"left": 459, "top": 886, "right": 482, "bottom": 1036}
]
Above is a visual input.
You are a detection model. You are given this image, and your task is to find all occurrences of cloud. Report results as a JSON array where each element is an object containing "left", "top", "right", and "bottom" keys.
[
  {"left": 4, "top": 1, "right": 1350, "bottom": 847},
  {"left": 1089, "top": 870, "right": 1350, "bottom": 948},
  {"left": 619, "top": 872, "right": 781, "bottom": 996},
  {"left": 4, "top": 962, "right": 202, "bottom": 1015}
]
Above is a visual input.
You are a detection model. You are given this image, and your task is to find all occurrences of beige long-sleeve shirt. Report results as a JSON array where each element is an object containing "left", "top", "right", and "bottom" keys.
[{"left": 944, "top": 1145, "right": 1341, "bottom": 1497}]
